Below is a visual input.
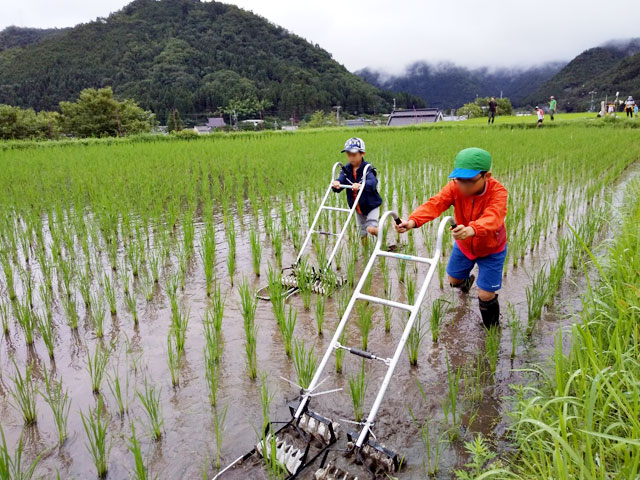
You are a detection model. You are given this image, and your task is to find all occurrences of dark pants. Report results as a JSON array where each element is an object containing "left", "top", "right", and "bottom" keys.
[
  {"left": 550, "top": 109, "right": 556, "bottom": 121},
  {"left": 626, "top": 108, "right": 633, "bottom": 118},
  {"left": 488, "top": 111, "right": 496, "bottom": 124}
]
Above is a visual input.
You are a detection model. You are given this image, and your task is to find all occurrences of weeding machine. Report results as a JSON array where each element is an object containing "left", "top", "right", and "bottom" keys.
[{"left": 214, "top": 211, "right": 456, "bottom": 480}]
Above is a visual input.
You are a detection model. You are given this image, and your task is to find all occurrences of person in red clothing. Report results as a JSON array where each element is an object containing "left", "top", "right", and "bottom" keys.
[{"left": 395, "top": 147, "right": 508, "bottom": 327}]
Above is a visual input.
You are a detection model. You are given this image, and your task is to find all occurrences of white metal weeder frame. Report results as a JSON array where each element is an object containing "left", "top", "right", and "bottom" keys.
[
  {"left": 295, "top": 211, "right": 456, "bottom": 476},
  {"left": 257, "top": 162, "right": 371, "bottom": 300}
]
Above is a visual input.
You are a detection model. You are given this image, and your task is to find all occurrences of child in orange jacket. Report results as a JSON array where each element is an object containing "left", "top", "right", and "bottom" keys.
[{"left": 395, "top": 147, "right": 508, "bottom": 327}]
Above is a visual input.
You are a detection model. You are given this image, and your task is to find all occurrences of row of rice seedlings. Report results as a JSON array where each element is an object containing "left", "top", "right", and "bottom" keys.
[
  {"left": 525, "top": 266, "right": 548, "bottom": 336},
  {"left": 170, "top": 301, "right": 190, "bottom": 357},
  {"left": 41, "top": 368, "right": 71, "bottom": 444},
  {"left": 124, "top": 281, "right": 138, "bottom": 325},
  {"left": 295, "top": 258, "right": 313, "bottom": 311},
  {"left": 167, "top": 332, "right": 181, "bottom": 388},
  {"left": 280, "top": 306, "right": 296, "bottom": 357},
  {"left": 348, "top": 360, "right": 368, "bottom": 423},
  {"left": 204, "top": 320, "right": 223, "bottom": 406},
  {"left": 292, "top": 338, "right": 317, "bottom": 389},
  {"left": 9, "top": 358, "right": 38, "bottom": 425},
  {"left": 238, "top": 277, "right": 258, "bottom": 379},
  {"left": 267, "top": 264, "right": 285, "bottom": 323},
  {"left": 15, "top": 301, "right": 37, "bottom": 346},
  {"left": 0, "top": 426, "right": 41, "bottom": 480},
  {"left": 81, "top": 396, "right": 110, "bottom": 478},
  {"left": 506, "top": 302, "right": 521, "bottom": 359},
  {"left": 137, "top": 378, "right": 164, "bottom": 441},
  {"left": 200, "top": 223, "right": 217, "bottom": 296},
  {"left": 90, "top": 293, "right": 107, "bottom": 339},
  {"left": 37, "top": 312, "right": 56, "bottom": 359}
]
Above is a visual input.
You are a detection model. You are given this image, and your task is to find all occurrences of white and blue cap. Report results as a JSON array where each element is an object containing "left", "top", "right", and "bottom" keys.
[{"left": 341, "top": 137, "right": 366, "bottom": 153}]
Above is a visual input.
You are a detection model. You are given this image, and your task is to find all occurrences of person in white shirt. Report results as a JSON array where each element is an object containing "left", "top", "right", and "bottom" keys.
[{"left": 625, "top": 96, "right": 635, "bottom": 117}]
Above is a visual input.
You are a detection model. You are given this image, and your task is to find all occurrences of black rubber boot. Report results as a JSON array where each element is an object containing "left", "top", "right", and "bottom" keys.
[
  {"left": 479, "top": 295, "right": 500, "bottom": 328},
  {"left": 451, "top": 274, "right": 475, "bottom": 293}
]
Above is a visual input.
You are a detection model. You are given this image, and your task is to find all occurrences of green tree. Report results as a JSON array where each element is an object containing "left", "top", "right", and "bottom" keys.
[
  {"left": 59, "top": 87, "right": 154, "bottom": 138},
  {"left": 0, "top": 105, "right": 61, "bottom": 140},
  {"left": 457, "top": 103, "right": 483, "bottom": 118},
  {"left": 305, "top": 110, "right": 335, "bottom": 128},
  {"left": 166, "top": 108, "right": 183, "bottom": 132}
]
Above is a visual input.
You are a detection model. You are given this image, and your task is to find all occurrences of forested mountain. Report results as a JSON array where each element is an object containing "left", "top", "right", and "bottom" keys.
[
  {"left": 0, "top": 0, "right": 423, "bottom": 124},
  {"left": 0, "top": 26, "right": 69, "bottom": 51},
  {"left": 523, "top": 39, "right": 640, "bottom": 110},
  {"left": 358, "top": 62, "right": 564, "bottom": 110}
]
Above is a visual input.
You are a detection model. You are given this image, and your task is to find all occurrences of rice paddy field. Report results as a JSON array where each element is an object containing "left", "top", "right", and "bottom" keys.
[{"left": 0, "top": 122, "right": 639, "bottom": 479}]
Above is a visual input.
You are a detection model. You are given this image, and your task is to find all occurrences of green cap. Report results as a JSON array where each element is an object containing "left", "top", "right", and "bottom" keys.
[{"left": 449, "top": 148, "right": 492, "bottom": 179}]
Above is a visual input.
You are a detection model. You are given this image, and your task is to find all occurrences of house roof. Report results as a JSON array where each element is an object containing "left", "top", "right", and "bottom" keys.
[
  {"left": 386, "top": 108, "right": 442, "bottom": 126},
  {"left": 206, "top": 117, "right": 226, "bottom": 128}
]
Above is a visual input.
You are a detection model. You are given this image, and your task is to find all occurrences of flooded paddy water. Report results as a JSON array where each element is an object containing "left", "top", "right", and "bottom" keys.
[{"left": 1, "top": 127, "right": 639, "bottom": 479}]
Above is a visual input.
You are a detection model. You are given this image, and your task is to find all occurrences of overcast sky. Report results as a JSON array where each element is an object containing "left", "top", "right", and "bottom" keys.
[{"left": 3, "top": 0, "right": 640, "bottom": 73}]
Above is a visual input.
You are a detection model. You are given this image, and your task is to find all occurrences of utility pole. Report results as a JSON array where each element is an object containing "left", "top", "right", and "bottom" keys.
[
  {"left": 588, "top": 90, "right": 597, "bottom": 112},
  {"left": 392, "top": 98, "right": 396, "bottom": 111},
  {"left": 332, "top": 105, "right": 341, "bottom": 126}
]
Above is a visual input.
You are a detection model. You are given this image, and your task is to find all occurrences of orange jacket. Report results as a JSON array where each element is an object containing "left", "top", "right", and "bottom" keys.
[{"left": 408, "top": 177, "right": 508, "bottom": 259}]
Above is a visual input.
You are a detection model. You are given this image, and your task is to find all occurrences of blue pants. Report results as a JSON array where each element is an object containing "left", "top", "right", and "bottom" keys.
[{"left": 446, "top": 243, "right": 507, "bottom": 292}]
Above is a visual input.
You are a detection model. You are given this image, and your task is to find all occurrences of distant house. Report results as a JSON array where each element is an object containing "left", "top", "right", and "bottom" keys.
[
  {"left": 193, "top": 125, "right": 212, "bottom": 134},
  {"left": 345, "top": 117, "right": 373, "bottom": 127},
  {"left": 206, "top": 117, "right": 226, "bottom": 129},
  {"left": 281, "top": 125, "right": 298, "bottom": 131},
  {"left": 386, "top": 108, "right": 443, "bottom": 126},
  {"left": 241, "top": 119, "right": 264, "bottom": 127},
  {"left": 193, "top": 117, "right": 227, "bottom": 134}
]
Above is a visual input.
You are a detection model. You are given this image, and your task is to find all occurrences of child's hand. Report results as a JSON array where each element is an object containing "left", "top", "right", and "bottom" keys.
[
  {"left": 451, "top": 225, "right": 475, "bottom": 240},
  {"left": 332, "top": 180, "right": 340, "bottom": 189},
  {"left": 351, "top": 182, "right": 361, "bottom": 191},
  {"left": 395, "top": 219, "right": 415, "bottom": 233}
]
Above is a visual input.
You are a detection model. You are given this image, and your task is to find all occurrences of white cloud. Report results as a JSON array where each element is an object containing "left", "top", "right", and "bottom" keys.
[{"left": 2, "top": 0, "right": 639, "bottom": 73}]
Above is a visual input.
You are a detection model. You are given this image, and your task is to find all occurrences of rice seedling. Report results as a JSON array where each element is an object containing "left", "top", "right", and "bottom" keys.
[
  {"left": 430, "top": 297, "right": 449, "bottom": 343},
  {"left": 204, "top": 344, "right": 220, "bottom": 407},
  {"left": 140, "top": 270, "right": 155, "bottom": 302},
  {"left": 408, "top": 379, "right": 445, "bottom": 477},
  {"left": 102, "top": 273, "right": 117, "bottom": 315},
  {"left": 41, "top": 368, "right": 71, "bottom": 444},
  {"left": 137, "top": 378, "right": 164, "bottom": 441},
  {"left": 348, "top": 360, "right": 368, "bottom": 423},
  {"left": 238, "top": 277, "right": 258, "bottom": 379},
  {"left": 0, "top": 301, "right": 9, "bottom": 335},
  {"left": 0, "top": 425, "right": 41, "bottom": 480},
  {"left": 295, "top": 258, "right": 313, "bottom": 311},
  {"left": 62, "top": 293, "right": 78, "bottom": 329},
  {"left": 506, "top": 301, "right": 520, "bottom": 359},
  {"left": 200, "top": 224, "right": 217, "bottom": 296},
  {"left": 170, "top": 302, "right": 189, "bottom": 357},
  {"left": 272, "top": 226, "right": 283, "bottom": 267},
  {"left": 107, "top": 365, "right": 129, "bottom": 416},
  {"left": 356, "top": 301, "right": 374, "bottom": 351},
  {"left": 80, "top": 396, "right": 110, "bottom": 478},
  {"left": 124, "top": 283, "right": 138, "bottom": 325},
  {"left": 250, "top": 224, "right": 262, "bottom": 276},
  {"left": 267, "top": 264, "right": 285, "bottom": 323},
  {"left": 443, "top": 354, "right": 462, "bottom": 440},
  {"left": 225, "top": 220, "right": 236, "bottom": 284},
  {"left": 209, "top": 281, "right": 225, "bottom": 334},
  {"left": 90, "top": 294, "right": 107, "bottom": 339},
  {"left": 9, "top": 358, "right": 38, "bottom": 425},
  {"left": 314, "top": 295, "right": 325, "bottom": 335},
  {"left": 280, "top": 305, "right": 296, "bottom": 357},
  {"left": 128, "top": 421, "right": 150, "bottom": 480},
  {"left": 292, "top": 338, "right": 317, "bottom": 390},
  {"left": 259, "top": 371, "right": 274, "bottom": 431},
  {"left": 213, "top": 405, "right": 228, "bottom": 469},
  {"left": 525, "top": 267, "right": 547, "bottom": 336},
  {"left": 485, "top": 325, "right": 501, "bottom": 375},
  {"left": 15, "top": 301, "right": 37, "bottom": 346},
  {"left": 167, "top": 332, "right": 181, "bottom": 388},
  {"left": 335, "top": 330, "right": 347, "bottom": 374},
  {"left": 87, "top": 343, "right": 111, "bottom": 394},
  {"left": 336, "top": 287, "right": 350, "bottom": 319},
  {"left": 36, "top": 311, "right": 55, "bottom": 359},
  {"left": 405, "top": 314, "right": 427, "bottom": 367}
]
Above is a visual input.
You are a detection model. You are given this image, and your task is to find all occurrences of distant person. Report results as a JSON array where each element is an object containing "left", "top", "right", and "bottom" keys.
[
  {"left": 608, "top": 103, "right": 615, "bottom": 115},
  {"left": 395, "top": 148, "right": 508, "bottom": 328},
  {"left": 625, "top": 96, "right": 635, "bottom": 117},
  {"left": 535, "top": 106, "right": 544, "bottom": 127},
  {"left": 634, "top": 104, "right": 639, "bottom": 117},
  {"left": 488, "top": 97, "right": 498, "bottom": 124},
  {"left": 332, "top": 137, "right": 382, "bottom": 240},
  {"left": 549, "top": 96, "right": 557, "bottom": 121}
]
